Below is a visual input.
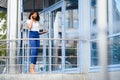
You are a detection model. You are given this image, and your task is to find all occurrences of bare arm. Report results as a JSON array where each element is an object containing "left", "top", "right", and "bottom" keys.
[{"left": 26, "top": 20, "right": 33, "bottom": 29}]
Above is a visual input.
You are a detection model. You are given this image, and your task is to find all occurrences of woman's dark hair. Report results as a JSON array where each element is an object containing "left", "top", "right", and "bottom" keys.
[{"left": 28, "top": 11, "right": 40, "bottom": 21}]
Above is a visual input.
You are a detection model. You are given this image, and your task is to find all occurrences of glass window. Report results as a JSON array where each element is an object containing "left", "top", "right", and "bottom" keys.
[
  {"left": 108, "top": 36, "right": 120, "bottom": 65},
  {"left": 90, "top": 0, "right": 120, "bottom": 67},
  {"left": 90, "top": 0, "right": 97, "bottom": 39},
  {"left": 65, "top": 0, "right": 78, "bottom": 69},
  {"left": 91, "top": 42, "right": 98, "bottom": 66},
  {"left": 90, "top": 0, "right": 98, "bottom": 67},
  {"left": 44, "top": 0, "right": 60, "bottom": 8},
  {"left": 108, "top": 0, "right": 120, "bottom": 65},
  {"left": 23, "top": 0, "right": 43, "bottom": 12},
  {"left": 65, "top": 0, "right": 78, "bottom": 8},
  {"left": 109, "top": 0, "right": 120, "bottom": 34}
]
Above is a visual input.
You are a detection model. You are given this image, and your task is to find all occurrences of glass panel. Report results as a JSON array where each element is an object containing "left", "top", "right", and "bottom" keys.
[
  {"left": 65, "top": 0, "right": 78, "bottom": 8},
  {"left": 44, "top": 0, "right": 60, "bottom": 8},
  {"left": 48, "top": 8, "right": 62, "bottom": 71},
  {"left": 91, "top": 42, "right": 99, "bottom": 66},
  {"left": 23, "top": 0, "right": 43, "bottom": 11},
  {"left": 23, "top": 0, "right": 32, "bottom": 11},
  {"left": 0, "top": 39, "right": 7, "bottom": 74},
  {"left": 65, "top": 0, "right": 78, "bottom": 69},
  {"left": 108, "top": 36, "right": 120, "bottom": 65},
  {"left": 42, "top": 13, "right": 49, "bottom": 72},
  {"left": 65, "top": 40, "right": 78, "bottom": 68},
  {"left": 35, "top": 0, "right": 43, "bottom": 10},
  {"left": 0, "top": 11, "right": 7, "bottom": 56},
  {"left": 90, "top": 0, "right": 97, "bottom": 39},
  {"left": 90, "top": 0, "right": 98, "bottom": 67},
  {"left": 107, "top": 0, "right": 120, "bottom": 65},
  {"left": 108, "top": 0, "right": 120, "bottom": 34}
]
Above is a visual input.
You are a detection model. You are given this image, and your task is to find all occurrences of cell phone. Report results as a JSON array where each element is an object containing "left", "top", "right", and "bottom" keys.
[{"left": 39, "top": 29, "right": 43, "bottom": 32}]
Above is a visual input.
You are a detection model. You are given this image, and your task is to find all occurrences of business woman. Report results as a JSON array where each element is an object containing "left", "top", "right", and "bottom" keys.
[{"left": 26, "top": 11, "right": 48, "bottom": 74}]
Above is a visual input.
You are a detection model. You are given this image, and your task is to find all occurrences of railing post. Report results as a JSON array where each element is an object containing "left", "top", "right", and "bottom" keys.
[
  {"left": 48, "top": 12, "right": 52, "bottom": 72},
  {"left": 61, "top": 0, "right": 66, "bottom": 72}
]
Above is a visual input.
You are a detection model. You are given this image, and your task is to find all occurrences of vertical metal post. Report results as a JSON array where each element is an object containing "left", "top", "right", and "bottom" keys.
[
  {"left": 78, "top": 0, "right": 84, "bottom": 73},
  {"left": 7, "top": 0, "right": 18, "bottom": 74},
  {"left": 17, "top": 0, "right": 22, "bottom": 73},
  {"left": 61, "top": 0, "right": 66, "bottom": 72},
  {"left": 21, "top": 0, "right": 24, "bottom": 73},
  {"left": 97, "top": 0, "right": 109, "bottom": 80},
  {"left": 87, "top": 0, "right": 91, "bottom": 71},
  {"left": 48, "top": 12, "right": 52, "bottom": 72},
  {"left": 17, "top": 0, "right": 21, "bottom": 39},
  {"left": 7, "top": 0, "right": 10, "bottom": 74},
  {"left": 26, "top": 29, "right": 30, "bottom": 73},
  {"left": 43, "top": 12, "right": 47, "bottom": 72}
]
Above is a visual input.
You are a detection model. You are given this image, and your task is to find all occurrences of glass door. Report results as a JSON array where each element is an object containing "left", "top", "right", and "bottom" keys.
[
  {"left": 43, "top": 7, "right": 63, "bottom": 71},
  {"left": 51, "top": 8, "right": 63, "bottom": 71},
  {"left": 64, "top": 0, "right": 79, "bottom": 69},
  {"left": 42, "top": 0, "right": 79, "bottom": 72}
]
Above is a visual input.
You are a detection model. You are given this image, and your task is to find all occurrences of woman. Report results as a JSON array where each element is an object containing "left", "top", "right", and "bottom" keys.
[{"left": 26, "top": 11, "right": 48, "bottom": 74}]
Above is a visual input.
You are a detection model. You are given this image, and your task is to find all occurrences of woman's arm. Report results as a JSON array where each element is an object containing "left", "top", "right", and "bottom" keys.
[{"left": 26, "top": 20, "right": 33, "bottom": 29}]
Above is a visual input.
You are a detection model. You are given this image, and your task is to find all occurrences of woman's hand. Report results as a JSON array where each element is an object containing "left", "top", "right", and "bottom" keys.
[{"left": 45, "top": 29, "right": 49, "bottom": 33}]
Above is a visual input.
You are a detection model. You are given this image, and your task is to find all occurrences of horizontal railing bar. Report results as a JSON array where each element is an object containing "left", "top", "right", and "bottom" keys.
[
  {"left": 0, "top": 47, "right": 78, "bottom": 50},
  {"left": 0, "top": 38, "right": 87, "bottom": 42},
  {"left": 0, "top": 56, "right": 78, "bottom": 58},
  {"left": 0, "top": 64, "right": 78, "bottom": 66}
]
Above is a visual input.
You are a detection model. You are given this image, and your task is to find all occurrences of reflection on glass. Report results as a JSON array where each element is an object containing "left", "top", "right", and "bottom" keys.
[
  {"left": 90, "top": 0, "right": 120, "bottom": 67},
  {"left": 90, "top": 0, "right": 98, "bottom": 67},
  {"left": 65, "top": 0, "right": 78, "bottom": 69},
  {"left": 91, "top": 42, "right": 99, "bottom": 66},
  {"left": 108, "top": 36, "right": 120, "bottom": 64},
  {"left": 108, "top": 0, "right": 120, "bottom": 34},
  {"left": 49, "top": 8, "right": 63, "bottom": 71},
  {"left": 23, "top": 0, "right": 43, "bottom": 11},
  {"left": 65, "top": 44, "right": 77, "bottom": 68},
  {"left": 90, "top": 0, "right": 97, "bottom": 39},
  {"left": 107, "top": 0, "right": 120, "bottom": 65},
  {"left": 66, "top": 0, "right": 78, "bottom": 8},
  {"left": 44, "top": 0, "right": 60, "bottom": 8}
]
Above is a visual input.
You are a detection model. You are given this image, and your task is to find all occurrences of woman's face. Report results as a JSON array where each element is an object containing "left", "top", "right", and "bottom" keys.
[{"left": 32, "top": 12, "right": 37, "bottom": 20}]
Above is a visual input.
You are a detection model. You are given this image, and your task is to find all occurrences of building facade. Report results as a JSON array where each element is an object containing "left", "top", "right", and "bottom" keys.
[{"left": 0, "top": 0, "right": 120, "bottom": 80}]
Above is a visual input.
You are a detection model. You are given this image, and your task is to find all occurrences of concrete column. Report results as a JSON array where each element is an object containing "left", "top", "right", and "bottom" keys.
[
  {"left": 7, "top": 0, "right": 18, "bottom": 73},
  {"left": 97, "top": 0, "right": 109, "bottom": 80}
]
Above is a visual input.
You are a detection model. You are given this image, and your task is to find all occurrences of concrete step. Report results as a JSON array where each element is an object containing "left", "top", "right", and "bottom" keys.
[{"left": 0, "top": 73, "right": 85, "bottom": 80}]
